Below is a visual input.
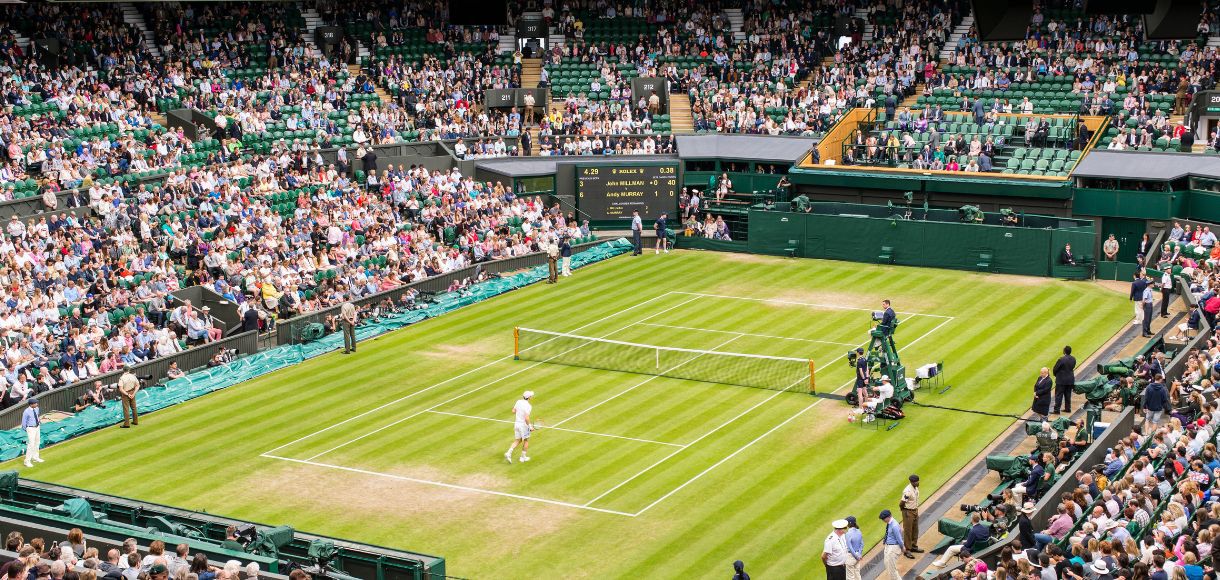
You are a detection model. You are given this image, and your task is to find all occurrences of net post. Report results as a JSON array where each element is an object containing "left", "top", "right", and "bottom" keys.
[
  {"left": 514, "top": 327, "right": 520, "bottom": 360},
  {"left": 808, "top": 359, "right": 816, "bottom": 394}
]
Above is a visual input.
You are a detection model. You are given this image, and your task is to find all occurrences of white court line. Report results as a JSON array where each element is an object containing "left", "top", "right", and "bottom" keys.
[
  {"left": 582, "top": 381, "right": 799, "bottom": 507},
  {"left": 300, "top": 295, "right": 703, "bottom": 461},
  {"left": 262, "top": 290, "right": 681, "bottom": 457},
  {"left": 636, "top": 322, "right": 860, "bottom": 347},
  {"left": 263, "top": 293, "right": 958, "bottom": 516},
  {"left": 263, "top": 453, "right": 638, "bottom": 517},
  {"left": 551, "top": 334, "right": 746, "bottom": 428},
  {"left": 624, "top": 317, "right": 956, "bottom": 516},
  {"left": 426, "top": 410, "right": 684, "bottom": 447},
  {"left": 671, "top": 291, "right": 955, "bottom": 319},
  {"left": 633, "top": 384, "right": 834, "bottom": 516}
]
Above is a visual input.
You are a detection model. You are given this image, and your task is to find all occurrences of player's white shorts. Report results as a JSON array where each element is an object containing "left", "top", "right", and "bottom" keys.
[{"left": 514, "top": 422, "right": 531, "bottom": 440}]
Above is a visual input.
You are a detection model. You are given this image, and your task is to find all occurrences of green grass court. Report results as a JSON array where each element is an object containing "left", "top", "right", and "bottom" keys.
[{"left": 15, "top": 251, "right": 1132, "bottom": 578}]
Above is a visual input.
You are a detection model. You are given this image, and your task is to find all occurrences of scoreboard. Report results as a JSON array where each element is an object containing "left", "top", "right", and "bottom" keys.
[{"left": 576, "top": 164, "right": 678, "bottom": 222}]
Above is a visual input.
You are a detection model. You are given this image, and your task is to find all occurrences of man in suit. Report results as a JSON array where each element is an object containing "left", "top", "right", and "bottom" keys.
[
  {"left": 972, "top": 97, "right": 985, "bottom": 126},
  {"left": 1131, "top": 272, "right": 1149, "bottom": 326},
  {"left": 1060, "top": 243, "right": 1076, "bottom": 265},
  {"left": 879, "top": 299, "right": 897, "bottom": 335},
  {"left": 1032, "top": 367, "right": 1053, "bottom": 420},
  {"left": 240, "top": 304, "right": 260, "bottom": 333},
  {"left": 885, "top": 93, "right": 897, "bottom": 120},
  {"left": 1053, "top": 346, "right": 1076, "bottom": 414}
]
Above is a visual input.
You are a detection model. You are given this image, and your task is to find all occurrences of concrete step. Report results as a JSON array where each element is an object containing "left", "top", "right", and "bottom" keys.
[
  {"left": 668, "top": 93, "right": 694, "bottom": 133},
  {"left": 298, "top": 3, "right": 323, "bottom": 58},
  {"left": 499, "top": 34, "right": 516, "bottom": 54},
  {"left": 350, "top": 64, "right": 393, "bottom": 106},
  {"left": 119, "top": 2, "right": 161, "bottom": 58},
  {"left": 521, "top": 57, "right": 542, "bottom": 89},
  {"left": 939, "top": 15, "right": 975, "bottom": 61}
]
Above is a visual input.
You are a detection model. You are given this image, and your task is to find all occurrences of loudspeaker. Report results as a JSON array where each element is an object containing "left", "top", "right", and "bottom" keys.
[{"left": 971, "top": 0, "right": 1034, "bottom": 41}]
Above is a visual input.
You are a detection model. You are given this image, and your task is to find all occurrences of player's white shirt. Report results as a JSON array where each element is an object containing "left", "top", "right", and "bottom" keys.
[{"left": 513, "top": 399, "right": 532, "bottom": 424}]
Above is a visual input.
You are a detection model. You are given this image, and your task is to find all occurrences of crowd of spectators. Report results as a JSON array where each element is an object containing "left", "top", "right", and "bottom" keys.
[
  {"left": 922, "top": 226, "right": 1220, "bottom": 578},
  {"left": 0, "top": 527, "right": 322, "bottom": 580}
]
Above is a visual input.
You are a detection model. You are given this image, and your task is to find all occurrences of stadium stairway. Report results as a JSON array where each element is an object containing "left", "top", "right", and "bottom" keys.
[
  {"left": 298, "top": 3, "right": 325, "bottom": 58},
  {"left": 119, "top": 2, "right": 161, "bottom": 59},
  {"left": 350, "top": 64, "right": 395, "bottom": 106},
  {"left": 498, "top": 33, "right": 517, "bottom": 54},
  {"left": 725, "top": 8, "right": 745, "bottom": 43},
  {"left": 939, "top": 13, "right": 974, "bottom": 61},
  {"left": 853, "top": 8, "right": 875, "bottom": 43},
  {"left": 668, "top": 93, "right": 694, "bottom": 133},
  {"left": 522, "top": 58, "right": 542, "bottom": 88}
]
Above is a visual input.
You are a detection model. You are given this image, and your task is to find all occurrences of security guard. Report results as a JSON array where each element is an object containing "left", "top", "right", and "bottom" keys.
[
  {"left": 546, "top": 234, "right": 560, "bottom": 284},
  {"left": 900, "top": 474, "right": 922, "bottom": 558}
]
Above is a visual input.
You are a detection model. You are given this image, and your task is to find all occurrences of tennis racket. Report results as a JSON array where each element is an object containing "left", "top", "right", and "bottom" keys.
[{"left": 532, "top": 419, "right": 546, "bottom": 431}]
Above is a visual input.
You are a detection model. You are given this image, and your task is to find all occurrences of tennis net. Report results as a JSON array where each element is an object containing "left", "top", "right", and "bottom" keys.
[{"left": 514, "top": 327, "right": 814, "bottom": 393}]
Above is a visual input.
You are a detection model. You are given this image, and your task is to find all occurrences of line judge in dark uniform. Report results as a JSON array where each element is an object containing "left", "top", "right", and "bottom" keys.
[
  {"left": 853, "top": 348, "right": 869, "bottom": 407},
  {"left": 654, "top": 212, "right": 669, "bottom": 254},
  {"left": 630, "top": 210, "right": 643, "bottom": 255},
  {"left": 1032, "top": 367, "right": 1053, "bottom": 420},
  {"left": 1052, "top": 345, "right": 1076, "bottom": 414}
]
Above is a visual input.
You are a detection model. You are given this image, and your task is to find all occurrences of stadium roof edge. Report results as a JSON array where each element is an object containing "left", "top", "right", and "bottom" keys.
[
  {"left": 673, "top": 134, "right": 817, "bottom": 163},
  {"left": 1072, "top": 150, "right": 1220, "bottom": 181}
]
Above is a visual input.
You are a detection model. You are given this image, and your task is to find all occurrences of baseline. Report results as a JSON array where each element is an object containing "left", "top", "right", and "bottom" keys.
[{"left": 670, "top": 291, "right": 955, "bottom": 319}]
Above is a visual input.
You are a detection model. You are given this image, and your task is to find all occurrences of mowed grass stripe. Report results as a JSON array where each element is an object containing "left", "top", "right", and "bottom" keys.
[
  {"left": 15, "top": 251, "right": 1133, "bottom": 579},
  {"left": 593, "top": 393, "right": 813, "bottom": 512}
]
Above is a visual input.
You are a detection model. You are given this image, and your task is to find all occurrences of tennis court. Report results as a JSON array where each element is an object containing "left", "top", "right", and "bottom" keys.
[{"left": 262, "top": 290, "right": 953, "bottom": 516}]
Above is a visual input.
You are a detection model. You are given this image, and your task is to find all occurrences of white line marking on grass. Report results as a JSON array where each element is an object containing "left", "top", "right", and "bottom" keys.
[
  {"left": 262, "top": 454, "right": 638, "bottom": 517},
  {"left": 426, "top": 410, "right": 685, "bottom": 447},
  {"left": 261, "top": 291, "right": 683, "bottom": 457},
  {"left": 300, "top": 296, "right": 703, "bottom": 461},
  {"left": 670, "top": 291, "right": 955, "bottom": 319},
  {"left": 623, "top": 317, "right": 954, "bottom": 515},
  {"left": 901, "top": 316, "right": 955, "bottom": 348},
  {"left": 633, "top": 393, "right": 827, "bottom": 516},
  {"left": 636, "top": 322, "right": 860, "bottom": 347},
  {"left": 551, "top": 334, "right": 746, "bottom": 429},
  {"left": 581, "top": 380, "right": 800, "bottom": 507}
]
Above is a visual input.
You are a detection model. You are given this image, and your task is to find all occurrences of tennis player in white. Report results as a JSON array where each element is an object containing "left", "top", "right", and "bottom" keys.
[{"left": 506, "top": 390, "right": 535, "bottom": 463}]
